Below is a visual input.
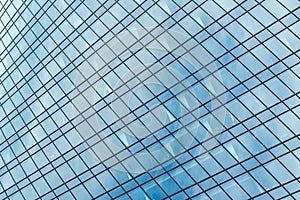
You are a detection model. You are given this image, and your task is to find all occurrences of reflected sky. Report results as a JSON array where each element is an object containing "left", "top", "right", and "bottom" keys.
[{"left": 0, "top": 0, "right": 300, "bottom": 199}]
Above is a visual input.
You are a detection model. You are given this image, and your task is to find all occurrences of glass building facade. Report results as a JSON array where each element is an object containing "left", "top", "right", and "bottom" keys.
[{"left": 0, "top": 0, "right": 299, "bottom": 199}]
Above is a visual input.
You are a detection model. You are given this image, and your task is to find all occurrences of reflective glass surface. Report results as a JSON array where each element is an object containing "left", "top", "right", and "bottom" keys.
[{"left": 0, "top": 0, "right": 299, "bottom": 199}]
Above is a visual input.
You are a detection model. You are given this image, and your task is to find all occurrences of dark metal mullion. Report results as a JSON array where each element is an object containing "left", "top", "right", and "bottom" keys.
[
  {"left": 0, "top": 0, "right": 29, "bottom": 50},
  {"left": 0, "top": 0, "right": 125, "bottom": 147},
  {"left": 1, "top": 0, "right": 290, "bottom": 145},
  {"left": 83, "top": 2, "right": 215, "bottom": 198},
  {"left": 70, "top": 55, "right": 147, "bottom": 200},
  {"left": 202, "top": 0, "right": 300, "bottom": 196},
  {"left": 81, "top": 2, "right": 300, "bottom": 159},
  {"left": 122, "top": 131, "right": 300, "bottom": 200},
  {"left": 156, "top": 2, "right": 256, "bottom": 198},
  {"left": 3, "top": 49, "right": 79, "bottom": 200},
  {"left": 255, "top": 178, "right": 299, "bottom": 200},
  {"left": 1, "top": 44, "right": 298, "bottom": 198},
  {"left": 67, "top": 4, "right": 166, "bottom": 199},
  {"left": 0, "top": 0, "right": 169, "bottom": 186},
  {"left": 0, "top": 0, "right": 157, "bottom": 144},
  {"left": 250, "top": 176, "right": 300, "bottom": 199},
  {"left": 74, "top": 5, "right": 181, "bottom": 200},
  {"left": 0, "top": 0, "right": 151, "bottom": 106},
  {"left": 0, "top": 0, "right": 80, "bottom": 122},
  {"left": 1, "top": 1, "right": 298, "bottom": 198},
  {"left": 0, "top": 17, "right": 45, "bottom": 199},
  {"left": 96, "top": 93, "right": 300, "bottom": 200},
  {"left": 4, "top": 31, "right": 97, "bottom": 200},
  {"left": 0, "top": 0, "right": 98, "bottom": 104},
  {"left": 86, "top": 4, "right": 300, "bottom": 198},
  {"left": 1, "top": 0, "right": 298, "bottom": 198},
  {"left": 199, "top": 0, "right": 300, "bottom": 186},
  {"left": 0, "top": 28, "right": 59, "bottom": 200},
  {"left": 3, "top": 0, "right": 164, "bottom": 198},
  {"left": 107, "top": 6, "right": 222, "bottom": 197},
  {"left": 33, "top": 0, "right": 300, "bottom": 198},
  {"left": 231, "top": 0, "right": 300, "bottom": 188},
  {"left": 188, "top": 143, "right": 300, "bottom": 200},
  {"left": 240, "top": 0, "right": 300, "bottom": 127},
  {"left": 40, "top": 93, "right": 300, "bottom": 200},
  {"left": 0, "top": 82, "right": 53, "bottom": 200},
  {"left": 1, "top": 0, "right": 247, "bottom": 123},
  {"left": 30, "top": 4, "right": 103, "bottom": 199},
  {"left": 0, "top": 0, "right": 57, "bottom": 80},
  {"left": 1, "top": 47, "right": 298, "bottom": 196},
  {"left": 0, "top": 0, "right": 103, "bottom": 196},
  {"left": 148, "top": 2, "right": 247, "bottom": 199}
]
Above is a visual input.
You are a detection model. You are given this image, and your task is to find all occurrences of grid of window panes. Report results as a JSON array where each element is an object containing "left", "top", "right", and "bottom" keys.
[{"left": 0, "top": 0, "right": 300, "bottom": 199}]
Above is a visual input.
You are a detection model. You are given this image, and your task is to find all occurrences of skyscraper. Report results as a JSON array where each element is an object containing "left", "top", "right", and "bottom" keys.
[{"left": 0, "top": 0, "right": 299, "bottom": 199}]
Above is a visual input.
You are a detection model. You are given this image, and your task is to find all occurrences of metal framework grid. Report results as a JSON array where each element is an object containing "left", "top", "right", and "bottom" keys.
[{"left": 0, "top": 0, "right": 299, "bottom": 199}]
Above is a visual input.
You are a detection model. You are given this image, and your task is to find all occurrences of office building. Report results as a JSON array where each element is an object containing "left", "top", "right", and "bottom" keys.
[{"left": 0, "top": 0, "right": 299, "bottom": 199}]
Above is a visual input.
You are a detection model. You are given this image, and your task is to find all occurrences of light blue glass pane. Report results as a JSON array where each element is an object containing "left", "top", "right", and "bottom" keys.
[
  {"left": 21, "top": 185, "right": 39, "bottom": 200},
  {"left": 71, "top": 185, "right": 92, "bottom": 199}
]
